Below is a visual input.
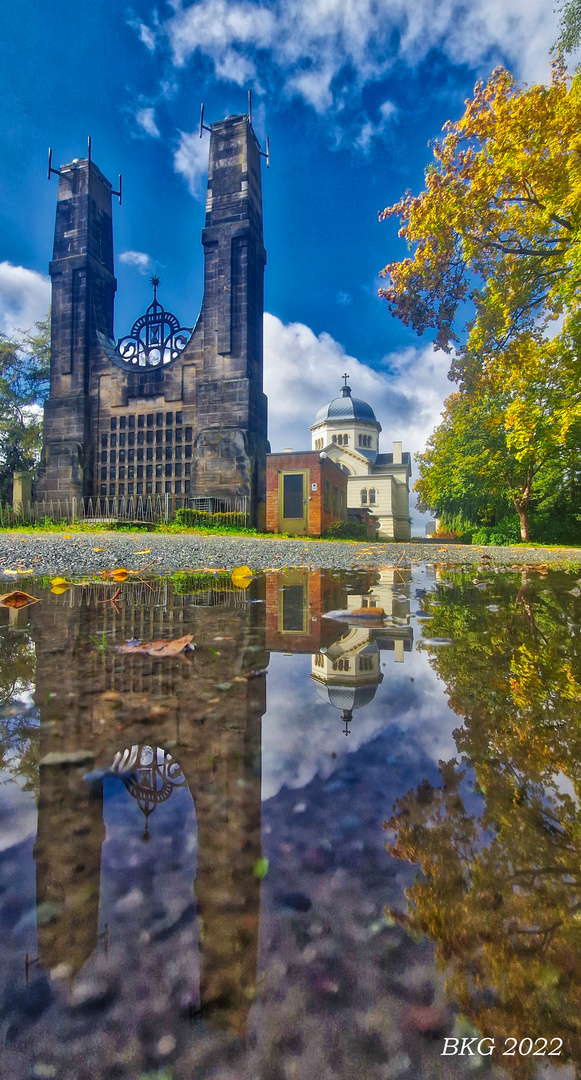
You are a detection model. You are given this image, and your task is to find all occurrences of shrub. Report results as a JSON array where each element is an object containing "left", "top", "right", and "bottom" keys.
[
  {"left": 472, "top": 516, "right": 521, "bottom": 545},
  {"left": 324, "top": 520, "right": 370, "bottom": 541},
  {"left": 174, "top": 508, "right": 251, "bottom": 531}
]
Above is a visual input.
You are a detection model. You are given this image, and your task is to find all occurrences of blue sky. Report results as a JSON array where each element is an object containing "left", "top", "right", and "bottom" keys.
[{"left": 0, "top": 0, "right": 560, "bottom": 526}]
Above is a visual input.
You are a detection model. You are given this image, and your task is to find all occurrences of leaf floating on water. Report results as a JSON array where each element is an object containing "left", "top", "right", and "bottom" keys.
[
  {"left": 254, "top": 857, "right": 269, "bottom": 879},
  {"left": 102, "top": 568, "right": 128, "bottom": 582},
  {"left": 117, "top": 634, "right": 195, "bottom": 657},
  {"left": 0, "top": 590, "right": 40, "bottom": 609},
  {"left": 50, "top": 577, "right": 68, "bottom": 586},
  {"left": 231, "top": 565, "right": 253, "bottom": 588}
]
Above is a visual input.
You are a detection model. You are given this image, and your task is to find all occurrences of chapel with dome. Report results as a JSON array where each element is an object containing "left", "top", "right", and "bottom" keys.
[{"left": 310, "top": 375, "right": 411, "bottom": 540}]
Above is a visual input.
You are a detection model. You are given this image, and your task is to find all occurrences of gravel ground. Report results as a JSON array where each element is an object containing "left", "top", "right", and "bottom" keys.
[{"left": 1, "top": 531, "right": 581, "bottom": 576}]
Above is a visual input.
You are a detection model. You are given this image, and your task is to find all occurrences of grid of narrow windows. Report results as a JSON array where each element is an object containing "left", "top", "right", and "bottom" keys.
[{"left": 100, "top": 413, "right": 196, "bottom": 496}]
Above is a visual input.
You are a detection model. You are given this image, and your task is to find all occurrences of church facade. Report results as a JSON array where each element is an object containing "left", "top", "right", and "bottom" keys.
[
  {"left": 310, "top": 379, "right": 412, "bottom": 539},
  {"left": 36, "top": 112, "right": 269, "bottom": 525}
]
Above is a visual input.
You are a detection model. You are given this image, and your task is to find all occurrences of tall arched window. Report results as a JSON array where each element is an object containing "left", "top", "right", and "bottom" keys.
[
  {"left": 358, "top": 435, "right": 362, "bottom": 446},
  {"left": 369, "top": 489, "right": 376, "bottom": 505},
  {"left": 332, "top": 434, "right": 337, "bottom": 443},
  {"left": 343, "top": 434, "right": 348, "bottom": 445},
  {"left": 337, "top": 434, "right": 343, "bottom": 445},
  {"left": 361, "top": 488, "right": 367, "bottom": 504}
]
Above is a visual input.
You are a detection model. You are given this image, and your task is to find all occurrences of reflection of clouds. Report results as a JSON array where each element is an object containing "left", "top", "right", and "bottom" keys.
[
  {"left": 0, "top": 771, "right": 37, "bottom": 852},
  {"left": 262, "top": 639, "right": 460, "bottom": 801}
]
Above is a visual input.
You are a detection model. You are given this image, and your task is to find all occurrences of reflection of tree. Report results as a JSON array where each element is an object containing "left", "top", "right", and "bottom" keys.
[
  {"left": 386, "top": 571, "right": 581, "bottom": 1076},
  {"left": 0, "top": 624, "right": 39, "bottom": 792}
]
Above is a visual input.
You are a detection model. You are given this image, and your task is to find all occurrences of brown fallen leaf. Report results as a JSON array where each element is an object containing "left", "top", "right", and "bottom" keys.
[
  {"left": 0, "top": 591, "right": 40, "bottom": 609},
  {"left": 117, "top": 634, "right": 195, "bottom": 657}
]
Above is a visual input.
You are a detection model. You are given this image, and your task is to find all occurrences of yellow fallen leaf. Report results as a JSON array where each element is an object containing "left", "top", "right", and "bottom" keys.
[
  {"left": 102, "top": 568, "right": 128, "bottom": 581},
  {"left": 51, "top": 584, "right": 70, "bottom": 595},
  {"left": 50, "top": 577, "right": 69, "bottom": 586},
  {"left": 132, "top": 548, "right": 151, "bottom": 555},
  {"left": 231, "top": 565, "right": 253, "bottom": 588},
  {"left": 4, "top": 568, "right": 33, "bottom": 576},
  {"left": 94, "top": 547, "right": 105, "bottom": 553},
  {"left": 63, "top": 534, "right": 72, "bottom": 539}
]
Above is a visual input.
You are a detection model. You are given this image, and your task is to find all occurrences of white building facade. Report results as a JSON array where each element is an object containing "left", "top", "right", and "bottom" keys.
[{"left": 310, "top": 380, "right": 412, "bottom": 540}]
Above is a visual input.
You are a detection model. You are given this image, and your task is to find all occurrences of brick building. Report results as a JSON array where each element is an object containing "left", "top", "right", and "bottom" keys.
[
  {"left": 36, "top": 112, "right": 269, "bottom": 524},
  {"left": 266, "top": 450, "right": 347, "bottom": 536}
]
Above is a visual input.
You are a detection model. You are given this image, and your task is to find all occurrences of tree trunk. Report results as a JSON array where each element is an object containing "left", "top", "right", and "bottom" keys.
[{"left": 514, "top": 497, "right": 530, "bottom": 541}]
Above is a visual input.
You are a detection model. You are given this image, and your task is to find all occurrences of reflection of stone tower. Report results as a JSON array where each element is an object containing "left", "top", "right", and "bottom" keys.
[
  {"left": 34, "top": 760, "right": 105, "bottom": 976},
  {"left": 30, "top": 576, "right": 267, "bottom": 1035}
]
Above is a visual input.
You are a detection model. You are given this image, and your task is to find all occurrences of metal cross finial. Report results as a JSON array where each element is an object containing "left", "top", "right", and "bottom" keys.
[
  {"left": 151, "top": 275, "right": 160, "bottom": 299},
  {"left": 342, "top": 372, "right": 350, "bottom": 386}
]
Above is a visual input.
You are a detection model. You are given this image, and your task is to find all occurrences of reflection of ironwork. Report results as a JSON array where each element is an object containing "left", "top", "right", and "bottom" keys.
[
  {"left": 115, "top": 277, "right": 191, "bottom": 368},
  {"left": 111, "top": 745, "right": 186, "bottom": 840}
]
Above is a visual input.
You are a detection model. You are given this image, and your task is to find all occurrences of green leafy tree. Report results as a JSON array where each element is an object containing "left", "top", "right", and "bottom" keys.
[
  {"left": 0, "top": 313, "right": 50, "bottom": 502},
  {"left": 556, "top": 0, "right": 581, "bottom": 56},
  {"left": 416, "top": 338, "right": 581, "bottom": 540}
]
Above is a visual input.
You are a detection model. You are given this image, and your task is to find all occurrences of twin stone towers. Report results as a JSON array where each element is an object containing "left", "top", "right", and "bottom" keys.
[{"left": 37, "top": 113, "right": 269, "bottom": 524}]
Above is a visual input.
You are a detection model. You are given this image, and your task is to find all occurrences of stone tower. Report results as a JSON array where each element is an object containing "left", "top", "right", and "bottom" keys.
[
  {"left": 36, "top": 157, "right": 116, "bottom": 502},
  {"left": 37, "top": 113, "right": 268, "bottom": 523}
]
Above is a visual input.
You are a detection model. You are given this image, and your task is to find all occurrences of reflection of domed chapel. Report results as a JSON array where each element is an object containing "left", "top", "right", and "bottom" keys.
[{"left": 311, "top": 376, "right": 412, "bottom": 539}]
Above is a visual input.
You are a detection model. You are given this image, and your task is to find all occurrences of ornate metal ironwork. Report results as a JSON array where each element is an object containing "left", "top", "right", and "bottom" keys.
[
  {"left": 115, "top": 277, "right": 191, "bottom": 367},
  {"left": 111, "top": 744, "right": 186, "bottom": 839}
]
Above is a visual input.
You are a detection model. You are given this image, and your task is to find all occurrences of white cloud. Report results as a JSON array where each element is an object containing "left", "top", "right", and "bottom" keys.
[
  {"left": 263, "top": 312, "right": 452, "bottom": 529},
  {"left": 119, "top": 250, "right": 153, "bottom": 273},
  {"left": 135, "top": 106, "right": 160, "bottom": 138},
  {"left": 141, "top": 0, "right": 560, "bottom": 119},
  {"left": 354, "top": 99, "right": 397, "bottom": 152},
  {"left": 0, "top": 262, "right": 50, "bottom": 339},
  {"left": 174, "top": 130, "right": 211, "bottom": 199}
]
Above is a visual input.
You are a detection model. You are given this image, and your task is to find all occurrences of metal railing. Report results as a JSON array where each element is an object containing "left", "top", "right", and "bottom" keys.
[{"left": 2, "top": 494, "right": 249, "bottom": 528}]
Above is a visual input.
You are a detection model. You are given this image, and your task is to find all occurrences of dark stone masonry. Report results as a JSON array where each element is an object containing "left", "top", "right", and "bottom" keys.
[{"left": 36, "top": 114, "right": 269, "bottom": 524}]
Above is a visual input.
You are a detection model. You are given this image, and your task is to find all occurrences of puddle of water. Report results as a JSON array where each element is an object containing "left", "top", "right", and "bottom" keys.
[{"left": 0, "top": 565, "right": 579, "bottom": 1079}]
